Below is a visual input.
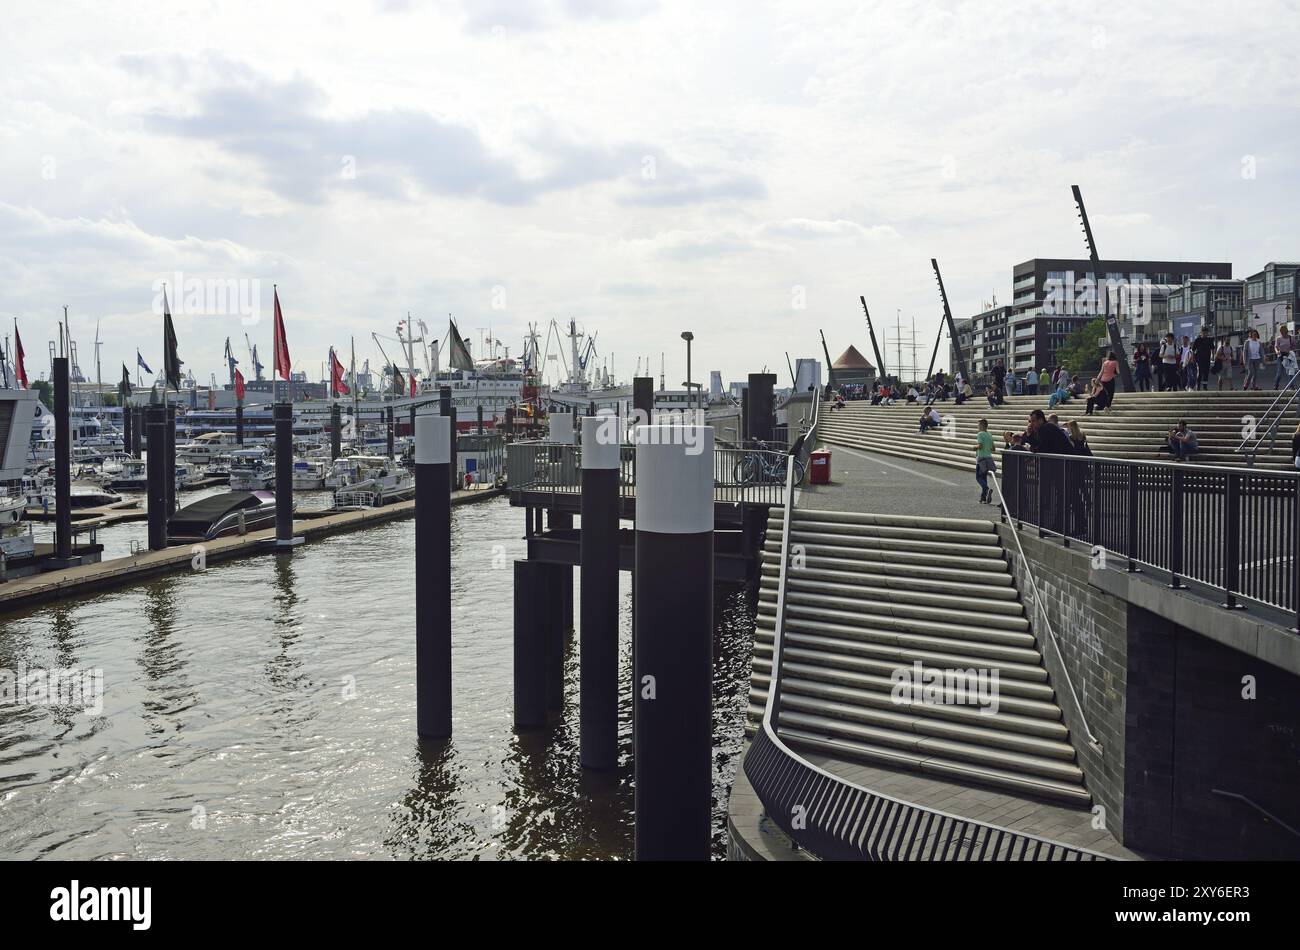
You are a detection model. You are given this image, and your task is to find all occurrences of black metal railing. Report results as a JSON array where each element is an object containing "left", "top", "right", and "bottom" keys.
[
  {"left": 741, "top": 391, "right": 1113, "bottom": 860},
  {"left": 1237, "top": 371, "right": 1300, "bottom": 465},
  {"left": 1001, "top": 450, "right": 1300, "bottom": 628}
]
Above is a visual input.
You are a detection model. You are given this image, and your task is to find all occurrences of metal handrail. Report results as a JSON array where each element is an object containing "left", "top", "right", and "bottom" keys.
[
  {"left": 744, "top": 389, "right": 1112, "bottom": 860},
  {"left": 1211, "top": 789, "right": 1300, "bottom": 839},
  {"left": 1236, "top": 371, "right": 1300, "bottom": 462},
  {"left": 988, "top": 468, "right": 1102, "bottom": 750}
]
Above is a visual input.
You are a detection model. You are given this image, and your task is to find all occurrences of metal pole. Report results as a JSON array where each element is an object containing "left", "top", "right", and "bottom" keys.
[
  {"left": 1072, "top": 185, "right": 1134, "bottom": 392},
  {"left": 235, "top": 401, "right": 244, "bottom": 446},
  {"left": 1169, "top": 466, "right": 1185, "bottom": 589},
  {"left": 633, "top": 422, "right": 714, "bottom": 861},
  {"left": 931, "top": 258, "right": 970, "bottom": 383},
  {"left": 146, "top": 406, "right": 168, "bottom": 551},
  {"left": 330, "top": 403, "right": 341, "bottom": 460},
  {"left": 415, "top": 413, "right": 452, "bottom": 738},
  {"left": 386, "top": 405, "right": 395, "bottom": 459},
  {"left": 513, "top": 559, "right": 547, "bottom": 728},
  {"left": 164, "top": 403, "right": 176, "bottom": 515},
  {"left": 53, "top": 356, "right": 72, "bottom": 561},
  {"left": 580, "top": 413, "right": 621, "bottom": 770},
  {"left": 272, "top": 402, "right": 300, "bottom": 547}
]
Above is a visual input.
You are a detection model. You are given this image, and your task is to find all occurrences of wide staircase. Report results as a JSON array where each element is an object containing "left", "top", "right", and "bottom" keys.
[
  {"left": 818, "top": 389, "right": 1298, "bottom": 472},
  {"left": 748, "top": 508, "right": 1092, "bottom": 807}
]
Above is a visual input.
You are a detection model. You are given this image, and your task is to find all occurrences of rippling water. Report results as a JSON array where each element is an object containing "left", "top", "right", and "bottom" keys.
[{"left": 1, "top": 497, "right": 755, "bottom": 860}]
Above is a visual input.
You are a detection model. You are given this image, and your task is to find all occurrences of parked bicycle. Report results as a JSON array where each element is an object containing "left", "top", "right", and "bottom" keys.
[{"left": 734, "top": 440, "right": 804, "bottom": 485}]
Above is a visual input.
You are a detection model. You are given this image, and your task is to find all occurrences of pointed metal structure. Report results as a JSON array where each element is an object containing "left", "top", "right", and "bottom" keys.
[
  {"left": 930, "top": 258, "right": 969, "bottom": 383},
  {"left": 1072, "top": 185, "right": 1134, "bottom": 392}
]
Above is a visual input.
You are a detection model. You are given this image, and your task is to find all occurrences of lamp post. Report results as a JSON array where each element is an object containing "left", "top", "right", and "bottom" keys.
[{"left": 681, "top": 331, "right": 694, "bottom": 413}]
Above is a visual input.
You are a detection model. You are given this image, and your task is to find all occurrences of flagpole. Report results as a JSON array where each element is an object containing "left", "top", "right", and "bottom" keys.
[{"left": 351, "top": 335, "right": 358, "bottom": 448}]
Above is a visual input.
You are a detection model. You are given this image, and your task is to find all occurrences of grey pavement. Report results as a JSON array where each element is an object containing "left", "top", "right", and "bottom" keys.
[{"left": 803, "top": 439, "right": 995, "bottom": 520}]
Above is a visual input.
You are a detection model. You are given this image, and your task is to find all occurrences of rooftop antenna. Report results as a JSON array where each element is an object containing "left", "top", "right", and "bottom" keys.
[{"left": 1072, "top": 184, "right": 1133, "bottom": 391}]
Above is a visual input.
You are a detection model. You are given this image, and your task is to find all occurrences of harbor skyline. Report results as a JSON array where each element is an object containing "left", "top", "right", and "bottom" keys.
[{"left": 3, "top": 1, "right": 1297, "bottom": 387}]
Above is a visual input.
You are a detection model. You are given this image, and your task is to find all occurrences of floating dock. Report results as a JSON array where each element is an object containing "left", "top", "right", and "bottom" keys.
[{"left": 0, "top": 487, "right": 501, "bottom": 614}]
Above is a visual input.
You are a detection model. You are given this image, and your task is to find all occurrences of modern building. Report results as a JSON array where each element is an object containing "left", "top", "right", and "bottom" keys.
[
  {"left": 951, "top": 258, "right": 1233, "bottom": 376},
  {"left": 1166, "top": 279, "right": 1248, "bottom": 344},
  {"left": 1244, "top": 262, "right": 1299, "bottom": 338}
]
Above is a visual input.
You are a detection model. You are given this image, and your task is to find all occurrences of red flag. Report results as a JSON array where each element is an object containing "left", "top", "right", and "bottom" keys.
[
  {"left": 13, "top": 322, "right": 28, "bottom": 389},
  {"left": 272, "top": 287, "right": 291, "bottom": 382},
  {"left": 409, "top": 372, "right": 417, "bottom": 397},
  {"left": 330, "top": 349, "right": 350, "bottom": 396},
  {"left": 234, "top": 368, "right": 246, "bottom": 402}
]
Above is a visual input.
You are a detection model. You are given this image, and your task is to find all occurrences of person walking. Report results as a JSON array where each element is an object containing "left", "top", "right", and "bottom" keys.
[
  {"left": 1039, "top": 367, "right": 1051, "bottom": 394},
  {"left": 1191, "top": 326, "right": 1214, "bottom": 391},
  {"left": 1213, "top": 338, "right": 1235, "bottom": 391},
  {"left": 1179, "top": 335, "right": 1195, "bottom": 390},
  {"left": 1274, "top": 324, "right": 1294, "bottom": 389},
  {"left": 1024, "top": 369, "right": 1037, "bottom": 396},
  {"left": 974, "top": 418, "right": 996, "bottom": 504},
  {"left": 1132, "top": 344, "right": 1151, "bottom": 392},
  {"left": 1158, "top": 333, "right": 1179, "bottom": 391},
  {"left": 1244, "top": 329, "right": 1264, "bottom": 390}
]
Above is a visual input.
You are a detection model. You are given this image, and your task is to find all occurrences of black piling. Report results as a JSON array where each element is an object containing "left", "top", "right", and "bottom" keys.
[
  {"left": 235, "top": 401, "right": 245, "bottom": 445},
  {"left": 52, "top": 356, "right": 72, "bottom": 562},
  {"left": 633, "top": 423, "right": 715, "bottom": 861},
  {"left": 633, "top": 376, "right": 653, "bottom": 425},
  {"left": 146, "top": 405, "right": 168, "bottom": 551},
  {"left": 131, "top": 407, "right": 143, "bottom": 458},
  {"left": 121, "top": 401, "right": 132, "bottom": 461},
  {"left": 513, "top": 559, "right": 548, "bottom": 729},
  {"left": 386, "top": 405, "right": 395, "bottom": 459},
  {"left": 272, "top": 402, "right": 299, "bottom": 546},
  {"left": 330, "top": 403, "right": 342, "bottom": 460},
  {"left": 580, "top": 413, "right": 621, "bottom": 770},
  {"left": 415, "top": 413, "right": 452, "bottom": 739},
  {"left": 747, "top": 373, "right": 775, "bottom": 444},
  {"left": 164, "top": 403, "right": 176, "bottom": 515}
]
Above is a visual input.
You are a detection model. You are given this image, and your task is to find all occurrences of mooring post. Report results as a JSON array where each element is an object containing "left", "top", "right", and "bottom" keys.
[
  {"left": 633, "top": 422, "right": 714, "bottom": 861},
  {"left": 235, "top": 401, "right": 245, "bottom": 446},
  {"left": 268, "top": 402, "right": 303, "bottom": 549},
  {"left": 53, "top": 356, "right": 72, "bottom": 562},
  {"left": 164, "top": 403, "right": 176, "bottom": 515},
  {"left": 449, "top": 408, "right": 458, "bottom": 491},
  {"left": 633, "top": 376, "right": 653, "bottom": 427},
  {"left": 330, "top": 403, "right": 341, "bottom": 460},
  {"left": 146, "top": 405, "right": 168, "bottom": 551},
  {"left": 121, "top": 400, "right": 132, "bottom": 462},
  {"left": 580, "top": 413, "right": 621, "bottom": 770},
  {"left": 386, "top": 405, "right": 395, "bottom": 459},
  {"left": 131, "top": 407, "right": 143, "bottom": 458},
  {"left": 513, "top": 559, "right": 547, "bottom": 729},
  {"left": 415, "top": 412, "right": 453, "bottom": 739}
]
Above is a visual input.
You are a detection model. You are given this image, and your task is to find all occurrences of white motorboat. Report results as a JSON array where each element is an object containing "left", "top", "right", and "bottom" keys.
[
  {"left": 228, "top": 448, "right": 275, "bottom": 490},
  {"left": 291, "top": 457, "right": 327, "bottom": 490}
]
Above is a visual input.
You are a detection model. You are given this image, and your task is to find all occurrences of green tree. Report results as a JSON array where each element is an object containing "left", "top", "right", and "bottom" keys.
[
  {"left": 1055, "top": 318, "right": 1106, "bottom": 377},
  {"left": 31, "top": 379, "right": 53, "bottom": 410}
]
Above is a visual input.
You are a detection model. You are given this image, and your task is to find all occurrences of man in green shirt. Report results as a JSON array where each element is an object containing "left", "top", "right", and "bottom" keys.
[
  {"left": 1039, "top": 368, "right": 1051, "bottom": 392},
  {"left": 974, "top": 418, "right": 996, "bottom": 504}
]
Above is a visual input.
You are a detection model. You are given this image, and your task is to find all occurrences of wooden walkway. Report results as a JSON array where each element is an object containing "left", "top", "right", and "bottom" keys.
[{"left": 0, "top": 487, "right": 501, "bottom": 614}]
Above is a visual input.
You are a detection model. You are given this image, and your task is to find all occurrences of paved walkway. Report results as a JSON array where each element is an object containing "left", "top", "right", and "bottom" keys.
[{"left": 804, "top": 440, "right": 993, "bottom": 520}]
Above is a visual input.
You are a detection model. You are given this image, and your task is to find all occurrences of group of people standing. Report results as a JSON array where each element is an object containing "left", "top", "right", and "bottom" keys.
[
  {"left": 1133, "top": 324, "right": 1296, "bottom": 392},
  {"left": 970, "top": 410, "right": 1093, "bottom": 505}
]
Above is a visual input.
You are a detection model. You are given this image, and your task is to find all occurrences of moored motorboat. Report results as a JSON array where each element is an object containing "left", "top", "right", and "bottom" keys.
[{"left": 166, "top": 490, "right": 281, "bottom": 542}]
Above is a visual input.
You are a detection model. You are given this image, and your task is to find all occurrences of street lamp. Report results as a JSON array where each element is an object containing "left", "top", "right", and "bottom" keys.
[{"left": 680, "top": 331, "right": 695, "bottom": 412}]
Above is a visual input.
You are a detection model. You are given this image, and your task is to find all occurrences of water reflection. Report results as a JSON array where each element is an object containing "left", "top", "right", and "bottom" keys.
[{"left": 0, "top": 498, "right": 755, "bottom": 860}]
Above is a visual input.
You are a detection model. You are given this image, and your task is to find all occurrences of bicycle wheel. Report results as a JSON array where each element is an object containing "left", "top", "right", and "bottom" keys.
[
  {"left": 734, "top": 455, "right": 758, "bottom": 484},
  {"left": 793, "top": 459, "right": 807, "bottom": 484}
]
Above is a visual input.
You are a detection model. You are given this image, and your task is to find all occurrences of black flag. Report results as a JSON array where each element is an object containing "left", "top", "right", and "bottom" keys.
[
  {"left": 447, "top": 320, "right": 474, "bottom": 371},
  {"left": 162, "top": 287, "right": 183, "bottom": 391},
  {"left": 120, "top": 363, "right": 133, "bottom": 397}
]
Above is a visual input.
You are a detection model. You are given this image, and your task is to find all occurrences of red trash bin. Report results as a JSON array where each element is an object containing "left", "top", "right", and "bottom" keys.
[{"left": 810, "top": 449, "right": 831, "bottom": 484}]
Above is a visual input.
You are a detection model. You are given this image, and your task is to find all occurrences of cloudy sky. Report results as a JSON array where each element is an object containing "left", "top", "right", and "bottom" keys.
[{"left": 2, "top": 0, "right": 1297, "bottom": 388}]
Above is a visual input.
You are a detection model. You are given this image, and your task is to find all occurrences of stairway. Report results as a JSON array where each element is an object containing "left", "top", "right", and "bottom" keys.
[
  {"left": 817, "top": 390, "right": 1298, "bottom": 473},
  {"left": 749, "top": 508, "right": 1092, "bottom": 807}
]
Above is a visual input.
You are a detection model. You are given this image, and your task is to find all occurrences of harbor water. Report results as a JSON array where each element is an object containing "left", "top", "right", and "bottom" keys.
[{"left": 0, "top": 496, "right": 756, "bottom": 859}]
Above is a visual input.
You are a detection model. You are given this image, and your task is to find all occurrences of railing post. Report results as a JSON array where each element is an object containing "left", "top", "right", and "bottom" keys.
[
  {"left": 415, "top": 413, "right": 453, "bottom": 738},
  {"left": 1127, "top": 463, "right": 1140, "bottom": 573},
  {"left": 1014, "top": 452, "right": 1024, "bottom": 530},
  {"left": 1293, "top": 475, "right": 1300, "bottom": 633},
  {"left": 1222, "top": 471, "right": 1242, "bottom": 609},
  {"left": 1037, "top": 457, "right": 1047, "bottom": 539},
  {"left": 1169, "top": 466, "right": 1186, "bottom": 589},
  {"left": 1089, "top": 458, "right": 1101, "bottom": 548},
  {"left": 1061, "top": 455, "right": 1070, "bottom": 548}
]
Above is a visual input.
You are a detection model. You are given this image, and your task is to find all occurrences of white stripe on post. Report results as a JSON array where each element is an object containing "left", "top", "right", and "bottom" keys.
[
  {"left": 550, "top": 411, "right": 575, "bottom": 445},
  {"left": 581, "top": 414, "right": 620, "bottom": 470},
  {"left": 634, "top": 424, "right": 714, "bottom": 533},
  {"left": 416, "top": 414, "right": 451, "bottom": 465}
]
